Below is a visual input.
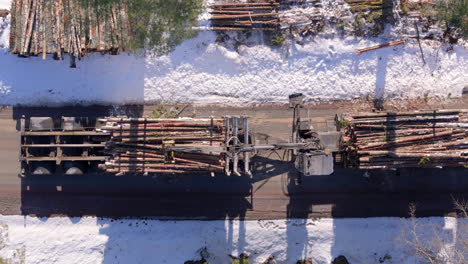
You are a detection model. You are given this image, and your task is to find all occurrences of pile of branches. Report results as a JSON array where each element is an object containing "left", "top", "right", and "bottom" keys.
[
  {"left": 96, "top": 117, "right": 226, "bottom": 174},
  {"left": 9, "top": 0, "right": 130, "bottom": 58},
  {"left": 209, "top": 1, "right": 280, "bottom": 31},
  {"left": 342, "top": 109, "right": 468, "bottom": 169}
]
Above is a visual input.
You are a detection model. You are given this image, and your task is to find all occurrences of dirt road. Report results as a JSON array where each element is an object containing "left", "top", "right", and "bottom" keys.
[{"left": 1, "top": 98, "right": 467, "bottom": 219}]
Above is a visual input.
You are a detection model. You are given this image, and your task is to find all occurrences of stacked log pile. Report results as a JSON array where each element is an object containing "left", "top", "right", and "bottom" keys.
[
  {"left": 342, "top": 110, "right": 468, "bottom": 169},
  {"left": 344, "top": 0, "right": 392, "bottom": 26},
  {"left": 97, "top": 117, "right": 226, "bottom": 174},
  {"left": 209, "top": 1, "right": 280, "bottom": 31},
  {"left": 9, "top": 0, "right": 130, "bottom": 58},
  {"left": 345, "top": 0, "right": 385, "bottom": 12}
]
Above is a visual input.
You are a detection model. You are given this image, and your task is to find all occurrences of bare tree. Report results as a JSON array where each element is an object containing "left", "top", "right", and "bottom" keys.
[{"left": 398, "top": 201, "right": 468, "bottom": 264}]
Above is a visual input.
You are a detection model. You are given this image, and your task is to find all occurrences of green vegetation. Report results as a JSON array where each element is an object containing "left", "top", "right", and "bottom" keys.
[
  {"left": 230, "top": 259, "right": 250, "bottom": 264},
  {"left": 337, "top": 22, "right": 346, "bottom": 31},
  {"left": 271, "top": 35, "right": 286, "bottom": 46},
  {"left": 401, "top": 2, "right": 420, "bottom": 14},
  {"left": 353, "top": 12, "right": 365, "bottom": 29},
  {"left": 401, "top": 0, "right": 467, "bottom": 36},
  {"left": 230, "top": 253, "right": 250, "bottom": 264},
  {"left": 436, "top": 0, "right": 468, "bottom": 36},
  {"left": 418, "top": 156, "right": 431, "bottom": 165},
  {"left": 401, "top": 4, "right": 410, "bottom": 14},
  {"left": 366, "top": 11, "right": 381, "bottom": 24},
  {"left": 339, "top": 119, "right": 351, "bottom": 128},
  {"left": 423, "top": 92, "right": 430, "bottom": 103},
  {"left": 150, "top": 105, "right": 179, "bottom": 118},
  {"left": 78, "top": 0, "right": 204, "bottom": 54},
  {"left": 0, "top": 248, "right": 26, "bottom": 264}
]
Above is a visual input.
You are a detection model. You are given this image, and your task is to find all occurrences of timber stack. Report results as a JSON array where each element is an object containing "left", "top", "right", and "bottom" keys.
[
  {"left": 96, "top": 117, "right": 226, "bottom": 174},
  {"left": 9, "top": 0, "right": 130, "bottom": 58},
  {"left": 345, "top": 0, "right": 385, "bottom": 12},
  {"left": 209, "top": 1, "right": 280, "bottom": 31},
  {"left": 344, "top": 0, "right": 391, "bottom": 25},
  {"left": 342, "top": 110, "right": 468, "bottom": 169}
]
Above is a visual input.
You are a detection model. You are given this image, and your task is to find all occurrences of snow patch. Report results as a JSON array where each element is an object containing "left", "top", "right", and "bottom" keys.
[
  {"left": 0, "top": 14, "right": 10, "bottom": 48},
  {"left": 0, "top": 216, "right": 466, "bottom": 264},
  {"left": 0, "top": 0, "right": 10, "bottom": 10},
  {"left": 0, "top": 1, "right": 466, "bottom": 105},
  {"left": 144, "top": 33, "right": 467, "bottom": 103}
]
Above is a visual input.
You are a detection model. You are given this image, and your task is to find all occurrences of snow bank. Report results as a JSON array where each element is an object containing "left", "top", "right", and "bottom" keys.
[
  {"left": 0, "top": 1, "right": 466, "bottom": 105},
  {"left": 143, "top": 33, "right": 467, "bottom": 103},
  {"left": 0, "top": 48, "right": 146, "bottom": 106},
  {"left": 0, "top": 0, "right": 10, "bottom": 10},
  {"left": 0, "top": 216, "right": 465, "bottom": 264}
]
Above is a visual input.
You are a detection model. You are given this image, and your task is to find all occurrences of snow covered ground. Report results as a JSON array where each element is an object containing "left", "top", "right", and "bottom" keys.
[
  {"left": 0, "top": 0, "right": 467, "bottom": 105},
  {"left": 0, "top": 216, "right": 465, "bottom": 264},
  {"left": 0, "top": 0, "right": 9, "bottom": 10}
]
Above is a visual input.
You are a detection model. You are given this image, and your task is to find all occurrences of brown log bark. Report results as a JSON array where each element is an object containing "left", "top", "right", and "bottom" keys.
[
  {"left": 355, "top": 40, "right": 405, "bottom": 55},
  {"left": 210, "top": 3, "right": 280, "bottom": 7},
  {"left": 358, "top": 130, "right": 454, "bottom": 150},
  {"left": 211, "top": 13, "right": 279, "bottom": 20}
]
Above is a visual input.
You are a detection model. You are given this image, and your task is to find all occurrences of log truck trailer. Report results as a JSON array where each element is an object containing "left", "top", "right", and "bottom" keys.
[{"left": 19, "top": 94, "right": 342, "bottom": 180}]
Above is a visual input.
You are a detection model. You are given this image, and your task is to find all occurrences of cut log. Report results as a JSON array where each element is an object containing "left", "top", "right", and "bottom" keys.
[
  {"left": 355, "top": 40, "right": 406, "bottom": 55},
  {"left": 209, "top": 3, "right": 280, "bottom": 7},
  {"left": 211, "top": 13, "right": 279, "bottom": 20}
]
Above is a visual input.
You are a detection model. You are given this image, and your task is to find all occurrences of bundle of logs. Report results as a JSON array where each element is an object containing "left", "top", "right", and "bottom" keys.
[
  {"left": 209, "top": 1, "right": 280, "bottom": 31},
  {"left": 345, "top": 0, "right": 387, "bottom": 12},
  {"left": 9, "top": 0, "right": 130, "bottom": 58},
  {"left": 96, "top": 117, "right": 227, "bottom": 174},
  {"left": 342, "top": 110, "right": 468, "bottom": 169}
]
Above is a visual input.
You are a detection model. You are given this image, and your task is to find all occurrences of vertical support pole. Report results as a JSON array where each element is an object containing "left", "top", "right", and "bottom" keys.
[
  {"left": 209, "top": 117, "right": 214, "bottom": 158},
  {"left": 20, "top": 115, "right": 26, "bottom": 132},
  {"left": 232, "top": 117, "right": 240, "bottom": 176},
  {"left": 224, "top": 117, "right": 231, "bottom": 176},
  {"left": 243, "top": 116, "right": 251, "bottom": 177},
  {"left": 143, "top": 117, "right": 147, "bottom": 175},
  {"left": 56, "top": 117, "right": 62, "bottom": 167},
  {"left": 210, "top": 116, "right": 213, "bottom": 146},
  {"left": 55, "top": 135, "right": 61, "bottom": 166},
  {"left": 118, "top": 117, "right": 123, "bottom": 173},
  {"left": 292, "top": 105, "right": 301, "bottom": 156},
  {"left": 20, "top": 115, "right": 27, "bottom": 175}
]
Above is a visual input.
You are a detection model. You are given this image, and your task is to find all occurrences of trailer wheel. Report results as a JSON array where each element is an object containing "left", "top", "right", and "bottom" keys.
[
  {"left": 31, "top": 162, "right": 54, "bottom": 175},
  {"left": 63, "top": 162, "right": 84, "bottom": 175},
  {"left": 32, "top": 166, "right": 52, "bottom": 175},
  {"left": 65, "top": 167, "right": 84, "bottom": 175}
]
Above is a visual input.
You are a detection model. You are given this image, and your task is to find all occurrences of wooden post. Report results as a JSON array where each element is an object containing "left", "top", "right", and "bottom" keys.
[
  {"left": 224, "top": 117, "right": 231, "bottom": 176},
  {"left": 232, "top": 117, "right": 240, "bottom": 176},
  {"left": 243, "top": 116, "right": 251, "bottom": 177}
]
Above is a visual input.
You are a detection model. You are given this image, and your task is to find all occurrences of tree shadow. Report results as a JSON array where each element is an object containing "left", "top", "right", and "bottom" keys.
[
  {"left": 20, "top": 171, "right": 255, "bottom": 263},
  {"left": 374, "top": 51, "right": 388, "bottom": 110},
  {"left": 286, "top": 166, "right": 468, "bottom": 263},
  {"left": 0, "top": 51, "right": 146, "bottom": 106}
]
